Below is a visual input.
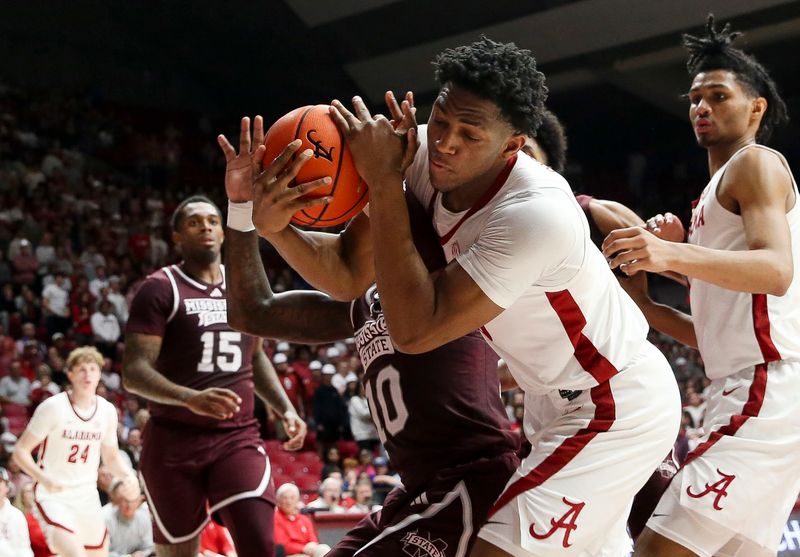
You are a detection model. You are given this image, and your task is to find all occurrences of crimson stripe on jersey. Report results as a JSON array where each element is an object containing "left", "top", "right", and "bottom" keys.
[
  {"left": 752, "top": 294, "right": 781, "bottom": 362},
  {"left": 428, "top": 155, "right": 518, "bottom": 245},
  {"left": 682, "top": 363, "right": 768, "bottom": 468},
  {"left": 487, "top": 380, "right": 616, "bottom": 517},
  {"left": 546, "top": 290, "right": 619, "bottom": 384}
]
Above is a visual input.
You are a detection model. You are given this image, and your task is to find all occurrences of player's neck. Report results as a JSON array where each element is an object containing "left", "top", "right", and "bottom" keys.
[
  {"left": 442, "top": 160, "right": 509, "bottom": 212},
  {"left": 182, "top": 259, "right": 223, "bottom": 285},
  {"left": 69, "top": 388, "right": 96, "bottom": 409},
  {"left": 707, "top": 136, "right": 756, "bottom": 177}
]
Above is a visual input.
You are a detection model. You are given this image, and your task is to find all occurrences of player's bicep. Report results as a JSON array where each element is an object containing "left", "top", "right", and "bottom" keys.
[
  {"left": 16, "top": 428, "right": 45, "bottom": 454},
  {"left": 727, "top": 150, "right": 794, "bottom": 255},
  {"left": 122, "top": 333, "right": 164, "bottom": 387}
]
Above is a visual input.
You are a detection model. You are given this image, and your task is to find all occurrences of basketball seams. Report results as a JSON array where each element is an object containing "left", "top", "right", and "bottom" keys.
[{"left": 268, "top": 104, "right": 366, "bottom": 227}]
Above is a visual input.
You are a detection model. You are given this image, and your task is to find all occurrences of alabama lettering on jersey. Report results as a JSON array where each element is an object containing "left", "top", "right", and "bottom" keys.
[
  {"left": 126, "top": 264, "right": 257, "bottom": 428},
  {"left": 404, "top": 126, "right": 650, "bottom": 395},
  {"left": 687, "top": 144, "right": 800, "bottom": 378},
  {"left": 349, "top": 286, "right": 519, "bottom": 493},
  {"left": 25, "top": 392, "right": 117, "bottom": 489}
]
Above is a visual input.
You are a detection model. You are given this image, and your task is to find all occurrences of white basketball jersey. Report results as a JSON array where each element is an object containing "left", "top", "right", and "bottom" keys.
[
  {"left": 25, "top": 392, "right": 117, "bottom": 489},
  {"left": 405, "top": 127, "right": 650, "bottom": 394},
  {"left": 687, "top": 144, "right": 800, "bottom": 379}
]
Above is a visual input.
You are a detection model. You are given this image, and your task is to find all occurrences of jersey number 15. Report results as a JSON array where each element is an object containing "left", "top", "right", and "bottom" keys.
[{"left": 198, "top": 331, "right": 242, "bottom": 373}]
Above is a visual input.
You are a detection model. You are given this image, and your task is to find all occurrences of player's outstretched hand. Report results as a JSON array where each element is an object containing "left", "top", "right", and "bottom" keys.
[
  {"left": 646, "top": 212, "right": 685, "bottom": 243},
  {"left": 281, "top": 410, "right": 307, "bottom": 451},
  {"left": 252, "top": 140, "right": 332, "bottom": 236},
  {"left": 185, "top": 387, "right": 242, "bottom": 420},
  {"left": 602, "top": 226, "right": 677, "bottom": 275},
  {"left": 218, "top": 116, "right": 268, "bottom": 203},
  {"left": 385, "top": 90, "right": 417, "bottom": 135}
]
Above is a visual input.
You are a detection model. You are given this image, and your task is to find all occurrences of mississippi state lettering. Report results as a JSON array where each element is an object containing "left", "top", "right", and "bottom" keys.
[{"left": 184, "top": 298, "right": 228, "bottom": 327}]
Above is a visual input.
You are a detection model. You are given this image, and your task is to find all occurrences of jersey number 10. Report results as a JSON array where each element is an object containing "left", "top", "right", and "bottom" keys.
[
  {"left": 365, "top": 365, "right": 409, "bottom": 444},
  {"left": 198, "top": 331, "right": 242, "bottom": 373}
]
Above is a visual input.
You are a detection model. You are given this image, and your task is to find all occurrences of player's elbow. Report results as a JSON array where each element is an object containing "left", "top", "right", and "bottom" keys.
[{"left": 768, "top": 265, "right": 793, "bottom": 296}]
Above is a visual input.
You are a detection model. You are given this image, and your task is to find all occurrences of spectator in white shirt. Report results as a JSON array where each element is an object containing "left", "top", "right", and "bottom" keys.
[
  {"left": 0, "top": 361, "right": 31, "bottom": 406},
  {"left": 42, "top": 271, "right": 71, "bottom": 337},
  {"left": 105, "top": 276, "right": 129, "bottom": 326},
  {"left": 331, "top": 361, "right": 358, "bottom": 396},
  {"left": 348, "top": 382, "right": 379, "bottom": 453},
  {"left": 103, "top": 480, "right": 154, "bottom": 557},
  {"left": 91, "top": 300, "right": 121, "bottom": 358},
  {"left": 0, "top": 467, "right": 32, "bottom": 557},
  {"left": 34, "top": 232, "right": 56, "bottom": 273},
  {"left": 89, "top": 265, "right": 110, "bottom": 298}
]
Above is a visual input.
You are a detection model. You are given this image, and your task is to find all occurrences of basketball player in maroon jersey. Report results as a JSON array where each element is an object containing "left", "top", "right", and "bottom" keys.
[
  {"left": 219, "top": 117, "right": 520, "bottom": 557},
  {"left": 122, "top": 195, "right": 306, "bottom": 557}
]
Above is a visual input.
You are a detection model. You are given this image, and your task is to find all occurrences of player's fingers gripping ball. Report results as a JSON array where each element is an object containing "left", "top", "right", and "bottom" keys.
[{"left": 264, "top": 105, "right": 368, "bottom": 227}]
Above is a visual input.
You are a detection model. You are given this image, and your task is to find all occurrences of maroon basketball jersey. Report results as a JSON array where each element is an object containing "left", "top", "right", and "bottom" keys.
[
  {"left": 349, "top": 193, "right": 520, "bottom": 491},
  {"left": 126, "top": 264, "right": 257, "bottom": 429}
]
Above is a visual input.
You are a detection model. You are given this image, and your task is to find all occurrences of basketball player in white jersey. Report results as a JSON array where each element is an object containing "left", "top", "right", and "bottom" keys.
[
  {"left": 12, "top": 346, "right": 140, "bottom": 557},
  {"left": 235, "top": 38, "right": 681, "bottom": 555},
  {"left": 603, "top": 16, "right": 799, "bottom": 557}
]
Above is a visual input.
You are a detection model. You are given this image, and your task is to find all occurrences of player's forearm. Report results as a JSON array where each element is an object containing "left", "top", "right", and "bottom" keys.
[
  {"left": 121, "top": 358, "right": 196, "bottom": 407},
  {"left": 262, "top": 220, "right": 373, "bottom": 301},
  {"left": 367, "top": 174, "right": 438, "bottom": 349},
  {"left": 637, "top": 299, "right": 697, "bottom": 348},
  {"left": 668, "top": 243, "right": 791, "bottom": 296},
  {"left": 102, "top": 448, "right": 135, "bottom": 481},
  {"left": 251, "top": 349, "right": 296, "bottom": 417},
  {"left": 225, "top": 229, "right": 354, "bottom": 343}
]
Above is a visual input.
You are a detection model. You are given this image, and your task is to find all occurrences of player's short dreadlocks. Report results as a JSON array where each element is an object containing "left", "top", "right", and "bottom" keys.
[
  {"left": 535, "top": 109, "right": 568, "bottom": 173},
  {"left": 683, "top": 14, "right": 788, "bottom": 143},
  {"left": 433, "top": 36, "right": 547, "bottom": 138}
]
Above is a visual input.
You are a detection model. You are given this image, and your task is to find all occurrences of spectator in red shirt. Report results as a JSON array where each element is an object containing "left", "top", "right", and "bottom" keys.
[
  {"left": 274, "top": 483, "right": 329, "bottom": 557},
  {"left": 199, "top": 520, "right": 237, "bottom": 557},
  {"left": 13, "top": 482, "right": 52, "bottom": 557}
]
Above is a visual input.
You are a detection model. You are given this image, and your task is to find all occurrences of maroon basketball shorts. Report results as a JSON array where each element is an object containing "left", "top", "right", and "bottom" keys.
[
  {"left": 327, "top": 451, "right": 519, "bottom": 557},
  {"left": 139, "top": 419, "right": 275, "bottom": 545}
]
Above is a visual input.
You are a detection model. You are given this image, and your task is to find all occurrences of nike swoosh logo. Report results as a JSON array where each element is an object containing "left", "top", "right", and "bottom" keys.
[
  {"left": 722, "top": 386, "right": 741, "bottom": 396},
  {"left": 651, "top": 513, "right": 669, "bottom": 518},
  {"left": 483, "top": 521, "right": 508, "bottom": 527}
]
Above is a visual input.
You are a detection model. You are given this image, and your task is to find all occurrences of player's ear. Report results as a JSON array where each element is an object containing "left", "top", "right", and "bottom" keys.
[
  {"left": 751, "top": 96, "right": 767, "bottom": 121},
  {"left": 171, "top": 229, "right": 182, "bottom": 247},
  {"left": 501, "top": 133, "right": 526, "bottom": 160}
]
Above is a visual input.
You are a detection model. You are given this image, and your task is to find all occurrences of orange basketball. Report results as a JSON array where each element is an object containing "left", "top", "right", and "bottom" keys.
[{"left": 264, "top": 105, "right": 368, "bottom": 228}]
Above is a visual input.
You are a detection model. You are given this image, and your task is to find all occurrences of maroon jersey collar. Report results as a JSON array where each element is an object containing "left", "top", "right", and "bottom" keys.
[{"left": 173, "top": 263, "right": 226, "bottom": 290}]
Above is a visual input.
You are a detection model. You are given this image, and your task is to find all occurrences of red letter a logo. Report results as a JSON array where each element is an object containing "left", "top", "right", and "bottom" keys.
[
  {"left": 529, "top": 497, "right": 585, "bottom": 548},
  {"left": 686, "top": 468, "right": 736, "bottom": 511}
]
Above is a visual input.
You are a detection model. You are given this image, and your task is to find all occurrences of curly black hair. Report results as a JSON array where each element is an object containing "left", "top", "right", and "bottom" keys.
[
  {"left": 683, "top": 14, "right": 788, "bottom": 143},
  {"left": 433, "top": 36, "right": 547, "bottom": 138},
  {"left": 171, "top": 195, "right": 222, "bottom": 231},
  {"left": 534, "top": 109, "right": 568, "bottom": 173}
]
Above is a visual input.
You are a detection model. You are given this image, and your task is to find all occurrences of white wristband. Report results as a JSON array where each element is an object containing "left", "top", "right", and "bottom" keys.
[{"left": 227, "top": 201, "right": 255, "bottom": 232}]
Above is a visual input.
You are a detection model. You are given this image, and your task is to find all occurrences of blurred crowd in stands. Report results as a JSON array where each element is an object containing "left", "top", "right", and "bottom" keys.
[{"left": 0, "top": 80, "right": 714, "bottom": 555}]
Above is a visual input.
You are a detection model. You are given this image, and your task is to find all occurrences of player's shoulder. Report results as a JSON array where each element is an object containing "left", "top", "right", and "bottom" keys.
[
  {"left": 33, "top": 391, "right": 67, "bottom": 415},
  {"left": 723, "top": 144, "right": 794, "bottom": 196}
]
